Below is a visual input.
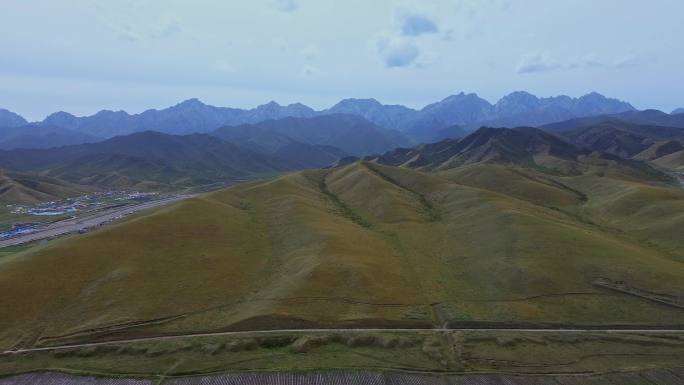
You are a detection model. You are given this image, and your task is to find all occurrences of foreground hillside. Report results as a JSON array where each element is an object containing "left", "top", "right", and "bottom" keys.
[{"left": 1, "top": 157, "right": 683, "bottom": 350}]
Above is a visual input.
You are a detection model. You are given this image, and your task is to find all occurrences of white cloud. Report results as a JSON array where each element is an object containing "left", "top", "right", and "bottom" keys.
[
  {"left": 301, "top": 65, "right": 319, "bottom": 77},
  {"left": 515, "top": 53, "right": 561, "bottom": 74},
  {"left": 516, "top": 52, "right": 640, "bottom": 74},
  {"left": 274, "top": 0, "right": 298, "bottom": 13},
  {"left": 400, "top": 13, "right": 439, "bottom": 36},
  {"left": 301, "top": 44, "right": 319, "bottom": 61},
  {"left": 211, "top": 60, "right": 237, "bottom": 73},
  {"left": 377, "top": 37, "right": 420, "bottom": 68},
  {"left": 614, "top": 54, "right": 640, "bottom": 69},
  {"left": 151, "top": 18, "right": 181, "bottom": 39}
]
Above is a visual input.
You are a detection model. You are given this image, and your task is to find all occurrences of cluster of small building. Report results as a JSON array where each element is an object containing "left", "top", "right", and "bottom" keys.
[
  {"left": 7, "top": 190, "right": 159, "bottom": 217},
  {"left": 0, "top": 224, "right": 39, "bottom": 239}
]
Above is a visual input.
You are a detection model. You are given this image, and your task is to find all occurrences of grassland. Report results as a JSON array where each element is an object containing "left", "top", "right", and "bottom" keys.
[
  {"left": 1, "top": 160, "right": 683, "bottom": 377},
  {"left": 1, "top": 330, "right": 683, "bottom": 378},
  {"left": 0, "top": 158, "right": 684, "bottom": 376},
  {"left": 0, "top": 172, "right": 93, "bottom": 205}
]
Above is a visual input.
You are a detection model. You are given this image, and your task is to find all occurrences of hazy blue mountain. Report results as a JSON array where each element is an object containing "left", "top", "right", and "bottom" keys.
[
  {"left": 323, "top": 98, "right": 418, "bottom": 131},
  {"left": 15, "top": 91, "right": 640, "bottom": 145},
  {"left": 549, "top": 120, "right": 684, "bottom": 158},
  {"left": 270, "top": 142, "right": 348, "bottom": 170},
  {"left": 247, "top": 101, "right": 316, "bottom": 123},
  {"left": 0, "top": 124, "right": 102, "bottom": 150},
  {"left": 493, "top": 91, "right": 545, "bottom": 116},
  {"left": 477, "top": 91, "right": 634, "bottom": 129},
  {"left": 213, "top": 114, "right": 412, "bottom": 157},
  {"left": 0, "top": 131, "right": 289, "bottom": 189},
  {"left": 404, "top": 123, "right": 468, "bottom": 144},
  {"left": 368, "top": 126, "right": 587, "bottom": 170},
  {"left": 387, "top": 91, "right": 633, "bottom": 139},
  {"left": 407, "top": 92, "right": 495, "bottom": 130},
  {"left": 39, "top": 98, "right": 317, "bottom": 138},
  {"left": 544, "top": 110, "right": 684, "bottom": 131},
  {"left": 0, "top": 109, "right": 28, "bottom": 128},
  {"left": 367, "top": 126, "right": 669, "bottom": 181},
  {"left": 671, "top": 108, "right": 684, "bottom": 115},
  {"left": 43, "top": 111, "right": 80, "bottom": 128}
]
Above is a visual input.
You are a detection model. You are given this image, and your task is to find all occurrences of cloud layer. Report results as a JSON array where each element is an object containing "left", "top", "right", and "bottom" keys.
[
  {"left": 376, "top": 37, "right": 419, "bottom": 68},
  {"left": 274, "top": 0, "right": 298, "bottom": 12},
  {"left": 400, "top": 14, "right": 439, "bottom": 36},
  {"left": 517, "top": 52, "right": 643, "bottom": 74},
  {"left": 0, "top": 0, "right": 681, "bottom": 119}
]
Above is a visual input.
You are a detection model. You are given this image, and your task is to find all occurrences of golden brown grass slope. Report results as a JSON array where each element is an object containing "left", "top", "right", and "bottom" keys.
[
  {"left": 0, "top": 171, "right": 91, "bottom": 204},
  {"left": 1, "top": 161, "right": 684, "bottom": 350}
]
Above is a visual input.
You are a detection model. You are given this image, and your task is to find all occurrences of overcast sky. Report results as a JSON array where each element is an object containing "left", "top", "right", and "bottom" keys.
[{"left": 1, "top": 0, "right": 682, "bottom": 120}]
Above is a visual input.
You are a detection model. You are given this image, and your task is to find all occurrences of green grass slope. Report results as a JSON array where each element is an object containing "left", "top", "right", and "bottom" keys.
[
  {"left": 1, "top": 162, "right": 684, "bottom": 351},
  {"left": 0, "top": 171, "right": 92, "bottom": 205}
]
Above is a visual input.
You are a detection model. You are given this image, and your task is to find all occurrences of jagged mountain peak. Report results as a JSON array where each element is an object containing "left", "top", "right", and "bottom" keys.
[
  {"left": 172, "top": 98, "right": 209, "bottom": 111},
  {"left": 0, "top": 108, "right": 29, "bottom": 128}
]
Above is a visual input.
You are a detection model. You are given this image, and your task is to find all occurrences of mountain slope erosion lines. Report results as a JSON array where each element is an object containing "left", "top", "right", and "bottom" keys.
[{"left": 2, "top": 156, "right": 684, "bottom": 350}]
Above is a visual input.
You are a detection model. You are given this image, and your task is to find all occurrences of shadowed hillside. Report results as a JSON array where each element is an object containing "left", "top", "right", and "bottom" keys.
[
  {"left": 0, "top": 132, "right": 291, "bottom": 189},
  {"left": 369, "top": 126, "right": 673, "bottom": 183},
  {"left": 0, "top": 171, "right": 92, "bottom": 204},
  {"left": 548, "top": 120, "right": 684, "bottom": 158},
  {"left": 213, "top": 114, "right": 412, "bottom": 157}
]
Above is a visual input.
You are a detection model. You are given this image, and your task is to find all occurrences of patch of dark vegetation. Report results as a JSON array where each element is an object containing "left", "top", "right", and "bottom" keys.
[
  {"left": 256, "top": 336, "right": 297, "bottom": 349},
  {"left": 363, "top": 162, "right": 441, "bottom": 221},
  {"left": 317, "top": 173, "right": 373, "bottom": 228},
  {"left": 290, "top": 333, "right": 420, "bottom": 353},
  {"left": 509, "top": 168, "right": 589, "bottom": 203},
  {"left": 224, "top": 314, "right": 432, "bottom": 332},
  {"left": 6, "top": 369, "right": 684, "bottom": 385},
  {"left": 593, "top": 278, "right": 684, "bottom": 310}
]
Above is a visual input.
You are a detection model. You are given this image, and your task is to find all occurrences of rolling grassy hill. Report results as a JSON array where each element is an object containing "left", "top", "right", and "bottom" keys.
[
  {"left": 635, "top": 140, "right": 684, "bottom": 171},
  {"left": 1, "top": 152, "right": 683, "bottom": 350},
  {"left": 0, "top": 171, "right": 92, "bottom": 205},
  {"left": 0, "top": 131, "right": 294, "bottom": 190},
  {"left": 652, "top": 149, "right": 684, "bottom": 170}
]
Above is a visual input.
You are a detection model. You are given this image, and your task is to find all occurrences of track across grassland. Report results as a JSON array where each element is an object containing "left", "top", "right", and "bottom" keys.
[{"left": 3, "top": 326, "right": 684, "bottom": 356}]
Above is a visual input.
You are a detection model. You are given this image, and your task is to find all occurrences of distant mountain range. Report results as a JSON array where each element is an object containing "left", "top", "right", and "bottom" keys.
[
  {"left": 212, "top": 114, "right": 411, "bottom": 157},
  {"left": 0, "top": 91, "right": 682, "bottom": 199},
  {"left": 0, "top": 124, "right": 102, "bottom": 150},
  {"left": 367, "top": 125, "right": 675, "bottom": 183},
  {"left": 544, "top": 109, "right": 684, "bottom": 131},
  {"left": 672, "top": 108, "right": 684, "bottom": 115},
  {"left": 0, "top": 132, "right": 288, "bottom": 190},
  {"left": 546, "top": 120, "right": 684, "bottom": 158},
  {"left": 0, "top": 91, "right": 646, "bottom": 150},
  {"left": 0, "top": 113, "right": 415, "bottom": 189},
  {"left": 40, "top": 98, "right": 317, "bottom": 138},
  {"left": 0, "top": 109, "right": 28, "bottom": 128},
  {"left": 0, "top": 115, "right": 681, "bottom": 200}
]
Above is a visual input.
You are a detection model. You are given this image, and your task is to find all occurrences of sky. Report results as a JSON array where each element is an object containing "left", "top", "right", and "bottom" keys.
[{"left": 1, "top": 0, "right": 683, "bottom": 121}]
